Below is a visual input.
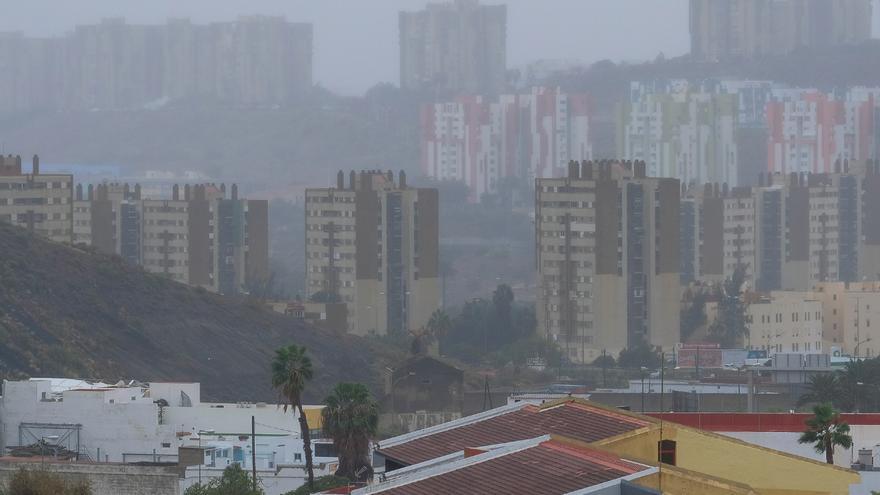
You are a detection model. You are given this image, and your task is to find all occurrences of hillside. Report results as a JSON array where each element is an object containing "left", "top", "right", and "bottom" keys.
[{"left": 0, "top": 222, "right": 397, "bottom": 402}]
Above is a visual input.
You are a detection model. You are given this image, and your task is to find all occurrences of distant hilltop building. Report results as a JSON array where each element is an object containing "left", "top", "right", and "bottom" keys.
[
  {"left": 0, "top": 16, "right": 312, "bottom": 111},
  {"left": 0, "top": 154, "right": 73, "bottom": 244},
  {"left": 618, "top": 81, "right": 880, "bottom": 188},
  {"left": 422, "top": 87, "right": 592, "bottom": 201},
  {"left": 690, "top": 0, "right": 872, "bottom": 61},
  {"left": 400, "top": 0, "right": 506, "bottom": 94},
  {"left": 535, "top": 160, "right": 680, "bottom": 363},
  {"left": 305, "top": 171, "right": 440, "bottom": 336},
  {"left": 72, "top": 182, "right": 268, "bottom": 295}
]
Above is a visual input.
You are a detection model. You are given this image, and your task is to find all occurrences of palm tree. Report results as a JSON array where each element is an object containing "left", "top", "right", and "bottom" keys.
[
  {"left": 799, "top": 403, "right": 853, "bottom": 464},
  {"left": 425, "top": 309, "right": 452, "bottom": 355},
  {"left": 271, "top": 345, "right": 315, "bottom": 489},
  {"left": 798, "top": 373, "right": 841, "bottom": 408},
  {"left": 322, "top": 383, "right": 379, "bottom": 482}
]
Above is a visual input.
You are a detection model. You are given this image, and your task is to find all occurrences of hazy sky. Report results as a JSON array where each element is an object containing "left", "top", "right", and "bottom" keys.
[{"left": 2, "top": 1, "right": 878, "bottom": 95}]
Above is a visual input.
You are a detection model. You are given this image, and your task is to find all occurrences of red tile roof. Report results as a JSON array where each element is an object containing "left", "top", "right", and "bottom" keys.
[
  {"left": 378, "top": 401, "right": 651, "bottom": 466},
  {"left": 376, "top": 439, "right": 648, "bottom": 495}
]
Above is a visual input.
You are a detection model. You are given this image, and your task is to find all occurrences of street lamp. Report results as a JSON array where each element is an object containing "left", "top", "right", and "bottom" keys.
[
  {"left": 196, "top": 429, "right": 215, "bottom": 486},
  {"left": 40, "top": 435, "right": 59, "bottom": 467},
  {"left": 640, "top": 367, "right": 649, "bottom": 413}
]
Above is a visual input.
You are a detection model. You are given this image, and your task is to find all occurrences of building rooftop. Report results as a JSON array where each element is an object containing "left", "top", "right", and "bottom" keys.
[
  {"left": 376, "top": 400, "right": 651, "bottom": 466},
  {"left": 361, "top": 436, "right": 655, "bottom": 495}
]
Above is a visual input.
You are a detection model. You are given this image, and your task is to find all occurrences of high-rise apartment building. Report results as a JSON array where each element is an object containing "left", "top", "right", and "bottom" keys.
[
  {"left": 72, "top": 182, "right": 267, "bottom": 295},
  {"left": 422, "top": 87, "right": 592, "bottom": 201},
  {"left": 535, "top": 160, "right": 680, "bottom": 363},
  {"left": 0, "top": 155, "right": 72, "bottom": 244},
  {"left": 400, "top": 0, "right": 506, "bottom": 94},
  {"left": 0, "top": 16, "right": 312, "bottom": 111},
  {"left": 305, "top": 171, "right": 440, "bottom": 336},
  {"left": 680, "top": 166, "right": 872, "bottom": 291},
  {"left": 617, "top": 82, "right": 739, "bottom": 187},
  {"left": 767, "top": 89, "right": 879, "bottom": 174},
  {"left": 690, "top": 0, "right": 872, "bottom": 61}
]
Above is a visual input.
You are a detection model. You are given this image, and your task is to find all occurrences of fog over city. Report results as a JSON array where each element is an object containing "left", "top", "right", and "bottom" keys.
[
  {"left": 5, "top": 1, "right": 880, "bottom": 494},
  {"left": 0, "top": 0, "right": 694, "bottom": 94}
]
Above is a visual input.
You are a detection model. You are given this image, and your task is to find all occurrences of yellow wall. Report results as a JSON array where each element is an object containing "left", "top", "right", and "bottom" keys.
[
  {"left": 597, "top": 426, "right": 858, "bottom": 495},
  {"left": 633, "top": 469, "right": 758, "bottom": 495}
]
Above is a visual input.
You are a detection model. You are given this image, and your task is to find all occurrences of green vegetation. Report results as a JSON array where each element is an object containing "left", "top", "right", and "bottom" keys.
[
  {"left": 617, "top": 342, "right": 663, "bottom": 370},
  {"left": 0, "top": 222, "right": 390, "bottom": 402},
  {"left": 0, "top": 469, "right": 91, "bottom": 495},
  {"left": 440, "top": 284, "right": 559, "bottom": 368},
  {"left": 797, "top": 358, "right": 880, "bottom": 413},
  {"left": 285, "top": 475, "right": 351, "bottom": 495},
  {"left": 799, "top": 403, "right": 852, "bottom": 464},
  {"left": 708, "top": 267, "right": 750, "bottom": 348},
  {"left": 321, "top": 383, "right": 379, "bottom": 482},
  {"left": 184, "top": 465, "right": 263, "bottom": 495},
  {"left": 271, "top": 345, "right": 316, "bottom": 490}
]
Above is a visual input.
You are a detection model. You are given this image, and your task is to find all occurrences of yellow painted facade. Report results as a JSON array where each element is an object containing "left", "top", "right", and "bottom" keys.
[{"left": 542, "top": 399, "right": 860, "bottom": 495}]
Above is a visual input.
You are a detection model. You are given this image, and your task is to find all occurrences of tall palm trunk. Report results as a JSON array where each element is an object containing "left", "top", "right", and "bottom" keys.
[
  {"left": 825, "top": 436, "right": 834, "bottom": 464},
  {"left": 297, "top": 401, "right": 315, "bottom": 488}
]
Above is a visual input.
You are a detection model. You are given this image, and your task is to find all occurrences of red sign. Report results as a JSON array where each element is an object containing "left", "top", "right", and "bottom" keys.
[{"left": 676, "top": 348, "right": 723, "bottom": 369}]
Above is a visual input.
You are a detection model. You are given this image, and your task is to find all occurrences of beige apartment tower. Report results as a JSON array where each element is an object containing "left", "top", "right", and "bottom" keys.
[
  {"left": 73, "top": 182, "right": 267, "bottom": 295},
  {"left": 305, "top": 171, "right": 440, "bottom": 336},
  {"left": 0, "top": 154, "right": 72, "bottom": 244},
  {"left": 536, "top": 160, "right": 680, "bottom": 363}
]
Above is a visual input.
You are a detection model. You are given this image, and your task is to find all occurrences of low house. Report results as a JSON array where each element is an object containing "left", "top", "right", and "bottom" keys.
[{"left": 373, "top": 398, "right": 859, "bottom": 495}]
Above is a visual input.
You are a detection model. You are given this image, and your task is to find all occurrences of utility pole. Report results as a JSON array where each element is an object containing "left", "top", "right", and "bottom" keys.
[{"left": 251, "top": 416, "right": 257, "bottom": 492}]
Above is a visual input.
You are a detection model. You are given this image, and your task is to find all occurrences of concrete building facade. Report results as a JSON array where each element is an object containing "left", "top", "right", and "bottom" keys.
[
  {"left": 305, "top": 171, "right": 440, "bottom": 336},
  {"left": 617, "top": 82, "right": 739, "bottom": 187},
  {"left": 0, "top": 154, "right": 73, "bottom": 244},
  {"left": 680, "top": 166, "right": 874, "bottom": 291},
  {"left": 814, "top": 282, "right": 880, "bottom": 358},
  {"left": 690, "top": 0, "right": 873, "bottom": 61},
  {"left": 421, "top": 87, "right": 592, "bottom": 201},
  {"left": 0, "top": 16, "right": 312, "bottom": 111},
  {"left": 767, "top": 88, "right": 879, "bottom": 175},
  {"left": 400, "top": 0, "right": 506, "bottom": 94},
  {"left": 536, "top": 160, "right": 680, "bottom": 363},
  {"left": 747, "top": 291, "right": 826, "bottom": 354},
  {"left": 72, "top": 182, "right": 268, "bottom": 294}
]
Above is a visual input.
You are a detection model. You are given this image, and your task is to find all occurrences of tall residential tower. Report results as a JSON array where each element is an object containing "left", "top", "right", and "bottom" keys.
[{"left": 305, "top": 171, "right": 440, "bottom": 336}]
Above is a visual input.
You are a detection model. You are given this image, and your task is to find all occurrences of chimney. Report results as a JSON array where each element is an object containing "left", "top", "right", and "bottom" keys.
[
  {"left": 32, "top": 154, "right": 39, "bottom": 175},
  {"left": 581, "top": 160, "right": 593, "bottom": 180},
  {"left": 399, "top": 170, "right": 407, "bottom": 188},
  {"left": 172, "top": 184, "right": 180, "bottom": 201},
  {"left": 337, "top": 170, "right": 345, "bottom": 189},
  {"left": 231, "top": 183, "right": 238, "bottom": 200},
  {"left": 567, "top": 160, "right": 579, "bottom": 179},
  {"left": 76, "top": 183, "right": 83, "bottom": 201}
]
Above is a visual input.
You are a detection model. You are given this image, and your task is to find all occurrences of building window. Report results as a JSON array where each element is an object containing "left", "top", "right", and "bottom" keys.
[{"left": 658, "top": 440, "right": 676, "bottom": 466}]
